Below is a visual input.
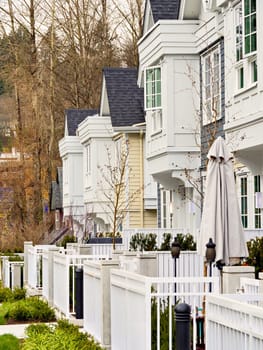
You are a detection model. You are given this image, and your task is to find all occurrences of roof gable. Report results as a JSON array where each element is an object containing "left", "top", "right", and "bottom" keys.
[
  {"left": 103, "top": 68, "right": 145, "bottom": 128},
  {"left": 65, "top": 109, "right": 98, "bottom": 136},
  {"left": 149, "top": 0, "right": 181, "bottom": 22}
]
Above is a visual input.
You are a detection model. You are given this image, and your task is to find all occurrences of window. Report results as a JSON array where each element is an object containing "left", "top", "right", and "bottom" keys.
[
  {"left": 251, "top": 59, "right": 257, "bottom": 83},
  {"left": 145, "top": 67, "right": 161, "bottom": 110},
  {"left": 235, "top": 3, "right": 243, "bottom": 61},
  {"left": 244, "top": 0, "right": 257, "bottom": 55},
  {"left": 241, "top": 177, "right": 248, "bottom": 228},
  {"left": 235, "top": 1, "right": 257, "bottom": 90},
  {"left": 202, "top": 46, "right": 221, "bottom": 125},
  {"left": 254, "top": 175, "right": 261, "bottom": 229}
]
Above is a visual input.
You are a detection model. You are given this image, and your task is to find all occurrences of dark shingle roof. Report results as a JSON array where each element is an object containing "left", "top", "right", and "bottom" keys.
[
  {"left": 103, "top": 68, "right": 145, "bottom": 128},
  {"left": 50, "top": 167, "right": 63, "bottom": 210},
  {"left": 150, "top": 0, "right": 181, "bottom": 22},
  {"left": 65, "top": 109, "right": 98, "bottom": 136}
]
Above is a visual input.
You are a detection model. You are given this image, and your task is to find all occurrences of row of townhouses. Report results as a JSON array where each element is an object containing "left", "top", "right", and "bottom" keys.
[{"left": 56, "top": 0, "right": 263, "bottom": 241}]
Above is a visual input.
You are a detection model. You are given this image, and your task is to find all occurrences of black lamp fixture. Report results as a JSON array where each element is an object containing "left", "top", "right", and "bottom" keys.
[
  {"left": 205, "top": 238, "right": 216, "bottom": 263},
  {"left": 171, "top": 237, "right": 181, "bottom": 305},
  {"left": 171, "top": 237, "right": 181, "bottom": 259},
  {"left": 206, "top": 238, "right": 216, "bottom": 293}
]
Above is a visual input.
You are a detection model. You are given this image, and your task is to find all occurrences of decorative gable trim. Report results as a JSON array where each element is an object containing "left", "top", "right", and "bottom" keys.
[{"left": 143, "top": 0, "right": 155, "bottom": 35}]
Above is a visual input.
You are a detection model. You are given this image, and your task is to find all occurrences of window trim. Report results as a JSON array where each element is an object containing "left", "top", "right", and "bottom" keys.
[
  {"left": 144, "top": 65, "right": 162, "bottom": 111},
  {"left": 201, "top": 44, "right": 221, "bottom": 126},
  {"left": 243, "top": 0, "right": 257, "bottom": 57},
  {"left": 234, "top": 1, "right": 257, "bottom": 92}
]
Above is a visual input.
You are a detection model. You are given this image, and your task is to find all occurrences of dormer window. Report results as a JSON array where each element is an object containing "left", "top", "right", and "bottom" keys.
[{"left": 145, "top": 66, "right": 161, "bottom": 110}]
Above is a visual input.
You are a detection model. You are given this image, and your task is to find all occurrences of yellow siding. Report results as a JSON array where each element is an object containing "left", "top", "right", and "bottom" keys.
[{"left": 120, "top": 133, "right": 157, "bottom": 229}]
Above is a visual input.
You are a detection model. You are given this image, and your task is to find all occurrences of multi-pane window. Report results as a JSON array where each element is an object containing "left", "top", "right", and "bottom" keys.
[
  {"left": 244, "top": 0, "right": 257, "bottom": 55},
  {"left": 202, "top": 46, "right": 221, "bottom": 125},
  {"left": 145, "top": 67, "right": 161, "bottom": 110},
  {"left": 235, "top": 0, "right": 257, "bottom": 90},
  {"left": 254, "top": 175, "right": 261, "bottom": 229},
  {"left": 235, "top": 3, "right": 243, "bottom": 61},
  {"left": 241, "top": 177, "right": 248, "bottom": 228}
]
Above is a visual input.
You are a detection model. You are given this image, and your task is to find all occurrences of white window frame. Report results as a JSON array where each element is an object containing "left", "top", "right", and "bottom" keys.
[
  {"left": 201, "top": 45, "right": 221, "bottom": 125},
  {"left": 243, "top": 0, "right": 257, "bottom": 57},
  {"left": 144, "top": 66, "right": 162, "bottom": 111},
  {"left": 234, "top": 1, "right": 257, "bottom": 92}
]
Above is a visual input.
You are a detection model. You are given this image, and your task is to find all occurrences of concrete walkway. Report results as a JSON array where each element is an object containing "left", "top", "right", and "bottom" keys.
[{"left": 0, "top": 324, "right": 28, "bottom": 338}]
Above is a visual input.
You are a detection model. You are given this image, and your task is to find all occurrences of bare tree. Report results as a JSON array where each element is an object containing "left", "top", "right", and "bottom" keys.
[{"left": 98, "top": 139, "right": 143, "bottom": 249}]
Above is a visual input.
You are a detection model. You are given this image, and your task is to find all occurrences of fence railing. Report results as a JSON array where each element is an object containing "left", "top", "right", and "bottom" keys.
[
  {"left": 206, "top": 294, "right": 263, "bottom": 350},
  {"left": 27, "top": 245, "right": 56, "bottom": 290},
  {"left": 83, "top": 260, "right": 120, "bottom": 349},
  {"left": 53, "top": 253, "right": 109, "bottom": 318},
  {"left": 240, "top": 277, "right": 263, "bottom": 294},
  {"left": 1, "top": 258, "right": 24, "bottom": 290},
  {"left": 110, "top": 269, "right": 220, "bottom": 350}
]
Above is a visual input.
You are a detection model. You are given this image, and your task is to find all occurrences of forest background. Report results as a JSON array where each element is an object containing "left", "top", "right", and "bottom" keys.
[{"left": 0, "top": 0, "right": 144, "bottom": 250}]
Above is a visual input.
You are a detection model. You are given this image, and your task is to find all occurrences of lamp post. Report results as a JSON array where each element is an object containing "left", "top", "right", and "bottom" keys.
[
  {"left": 171, "top": 237, "right": 181, "bottom": 305},
  {"left": 205, "top": 238, "right": 216, "bottom": 292}
]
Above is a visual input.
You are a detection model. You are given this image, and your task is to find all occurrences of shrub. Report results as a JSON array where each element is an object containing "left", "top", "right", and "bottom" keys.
[
  {"left": 0, "top": 288, "right": 13, "bottom": 303},
  {"left": 129, "top": 233, "right": 157, "bottom": 251},
  {"left": 59, "top": 234, "right": 76, "bottom": 249},
  {"left": 0, "top": 334, "right": 20, "bottom": 350},
  {"left": 23, "top": 320, "right": 105, "bottom": 350},
  {"left": 1, "top": 297, "right": 56, "bottom": 323},
  {"left": 0, "top": 287, "right": 26, "bottom": 303},
  {"left": 246, "top": 237, "right": 263, "bottom": 278},
  {"left": 12, "top": 288, "right": 26, "bottom": 301}
]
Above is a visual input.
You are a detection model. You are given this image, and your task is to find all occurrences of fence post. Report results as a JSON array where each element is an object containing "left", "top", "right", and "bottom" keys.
[
  {"left": 75, "top": 268, "right": 83, "bottom": 319},
  {"left": 23, "top": 241, "right": 33, "bottom": 286},
  {"left": 175, "top": 303, "right": 191, "bottom": 350}
]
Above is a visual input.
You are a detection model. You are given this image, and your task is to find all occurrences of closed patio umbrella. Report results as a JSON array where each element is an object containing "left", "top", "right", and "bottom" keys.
[{"left": 198, "top": 136, "right": 248, "bottom": 266}]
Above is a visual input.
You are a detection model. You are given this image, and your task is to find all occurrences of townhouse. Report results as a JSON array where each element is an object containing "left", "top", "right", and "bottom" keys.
[
  {"left": 138, "top": 0, "right": 262, "bottom": 235},
  {"left": 59, "top": 69, "right": 157, "bottom": 238},
  {"left": 58, "top": 0, "right": 262, "bottom": 239}
]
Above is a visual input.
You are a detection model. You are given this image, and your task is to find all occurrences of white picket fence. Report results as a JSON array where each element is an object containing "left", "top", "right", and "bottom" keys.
[
  {"left": 1, "top": 258, "right": 24, "bottom": 289},
  {"left": 110, "top": 269, "right": 220, "bottom": 350},
  {"left": 53, "top": 253, "right": 109, "bottom": 318},
  {"left": 206, "top": 294, "right": 263, "bottom": 350},
  {"left": 27, "top": 245, "right": 55, "bottom": 290}
]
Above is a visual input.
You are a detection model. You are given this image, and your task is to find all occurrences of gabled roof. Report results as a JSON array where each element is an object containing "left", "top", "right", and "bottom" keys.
[
  {"left": 65, "top": 109, "right": 98, "bottom": 136},
  {"left": 103, "top": 68, "right": 145, "bottom": 128},
  {"left": 150, "top": 0, "right": 181, "bottom": 22}
]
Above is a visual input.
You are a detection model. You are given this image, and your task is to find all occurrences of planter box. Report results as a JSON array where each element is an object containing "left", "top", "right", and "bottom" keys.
[{"left": 87, "top": 237, "right": 122, "bottom": 244}]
